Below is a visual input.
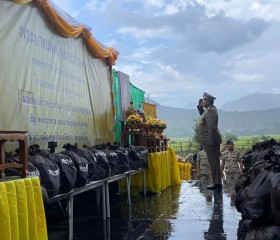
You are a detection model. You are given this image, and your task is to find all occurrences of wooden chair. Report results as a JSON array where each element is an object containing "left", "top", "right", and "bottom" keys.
[{"left": 0, "top": 131, "right": 28, "bottom": 180}]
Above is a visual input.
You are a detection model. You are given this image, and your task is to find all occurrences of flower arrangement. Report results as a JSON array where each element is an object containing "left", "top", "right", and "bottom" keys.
[
  {"left": 146, "top": 116, "right": 153, "bottom": 122},
  {"left": 127, "top": 113, "right": 143, "bottom": 124},
  {"left": 145, "top": 118, "right": 158, "bottom": 128},
  {"left": 145, "top": 117, "right": 167, "bottom": 129},
  {"left": 157, "top": 120, "right": 167, "bottom": 129}
]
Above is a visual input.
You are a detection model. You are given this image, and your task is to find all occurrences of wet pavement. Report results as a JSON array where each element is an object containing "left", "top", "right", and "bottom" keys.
[{"left": 48, "top": 179, "right": 241, "bottom": 239}]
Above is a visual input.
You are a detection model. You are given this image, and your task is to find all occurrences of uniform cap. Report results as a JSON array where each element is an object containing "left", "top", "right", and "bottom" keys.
[
  {"left": 203, "top": 92, "right": 216, "bottom": 101},
  {"left": 226, "top": 139, "right": 234, "bottom": 145}
]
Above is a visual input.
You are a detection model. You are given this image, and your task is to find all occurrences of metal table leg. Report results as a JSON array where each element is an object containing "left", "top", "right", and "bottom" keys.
[
  {"left": 102, "top": 182, "right": 106, "bottom": 220},
  {"left": 143, "top": 169, "right": 146, "bottom": 197},
  {"left": 96, "top": 186, "right": 101, "bottom": 206},
  {"left": 105, "top": 181, "right": 110, "bottom": 218},
  {"left": 69, "top": 193, "right": 74, "bottom": 240},
  {"left": 126, "top": 173, "right": 131, "bottom": 205}
]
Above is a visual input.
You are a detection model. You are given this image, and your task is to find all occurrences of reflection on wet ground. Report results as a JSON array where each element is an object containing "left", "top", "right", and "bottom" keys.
[{"left": 48, "top": 179, "right": 241, "bottom": 239}]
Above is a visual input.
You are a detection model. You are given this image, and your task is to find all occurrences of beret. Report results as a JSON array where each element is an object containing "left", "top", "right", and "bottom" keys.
[{"left": 226, "top": 139, "right": 234, "bottom": 145}]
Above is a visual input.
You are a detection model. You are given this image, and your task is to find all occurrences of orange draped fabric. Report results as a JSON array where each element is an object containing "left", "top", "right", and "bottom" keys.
[
  {"left": 34, "top": 0, "right": 84, "bottom": 38},
  {"left": 82, "top": 29, "right": 117, "bottom": 65},
  {"left": 12, "top": 0, "right": 32, "bottom": 4},
  {"left": 12, "top": 0, "right": 118, "bottom": 65}
]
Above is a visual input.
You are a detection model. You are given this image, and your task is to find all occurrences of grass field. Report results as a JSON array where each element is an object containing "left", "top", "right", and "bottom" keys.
[{"left": 168, "top": 134, "right": 280, "bottom": 156}]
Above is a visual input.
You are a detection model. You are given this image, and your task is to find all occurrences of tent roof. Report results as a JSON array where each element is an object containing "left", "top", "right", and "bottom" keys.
[{"left": 12, "top": 0, "right": 118, "bottom": 65}]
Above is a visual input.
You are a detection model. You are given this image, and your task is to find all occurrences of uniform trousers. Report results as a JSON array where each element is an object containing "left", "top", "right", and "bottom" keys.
[{"left": 204, "top": 145, "right": 222, "bottom": 185}]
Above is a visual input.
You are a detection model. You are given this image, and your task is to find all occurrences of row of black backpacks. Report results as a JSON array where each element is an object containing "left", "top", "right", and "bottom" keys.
[
  {"left": 234, "top": 139, "right": 280, "bottom": 239},
  {"left": 6, "top": 142, "right": 148, "bottom": 199}
]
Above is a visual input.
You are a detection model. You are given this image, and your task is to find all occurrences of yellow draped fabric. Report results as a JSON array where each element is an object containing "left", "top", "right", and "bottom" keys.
[
  {"left": 0, "top": 177, "right": 48, "bottom": 240},
  {"left": 128, "top": 148, "right": 181, "bottom": 193},
  {"left": 168, "top": 148, "right": 182, "bottom": 184},
  {"left": 178, "top": 162, "right": 192, "bottom": 180},
  {"left": 11, "top": 0, "right": 118, "bottom": 65},
  {"left": 143, "top": 102, "right": 157, "bottom": 118}
]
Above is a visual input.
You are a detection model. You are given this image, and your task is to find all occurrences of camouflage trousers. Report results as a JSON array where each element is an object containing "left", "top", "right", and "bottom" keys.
[{"left": 223, "top": 173, "right": 241, "bottom": 194}]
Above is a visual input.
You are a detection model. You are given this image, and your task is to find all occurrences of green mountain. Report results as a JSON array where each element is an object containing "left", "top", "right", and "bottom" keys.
[
  {"left": 220, "top": 92, "right": 280, "bottom": 111},
  {"left": 157, "top": 104, "right": 280, "bottom": 138}
]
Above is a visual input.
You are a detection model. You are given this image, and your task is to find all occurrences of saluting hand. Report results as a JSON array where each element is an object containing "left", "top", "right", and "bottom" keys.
[{"left": 197, "top": 98, "right": 204, "bottom": 115}]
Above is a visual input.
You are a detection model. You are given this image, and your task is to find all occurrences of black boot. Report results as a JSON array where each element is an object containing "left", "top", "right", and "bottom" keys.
[
  {"left": 207, "top": 184, "right": 223, "bottom": 191},
  {"left": 206, "top": 184, "right": 216, "bottom": 190},
  {"left": 214, "top": 184, "right": 223, "bottom": 192}
]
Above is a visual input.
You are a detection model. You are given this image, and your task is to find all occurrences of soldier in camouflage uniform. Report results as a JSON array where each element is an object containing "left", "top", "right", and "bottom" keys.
[
  {"left": 220, "top": 139, "right": 243, "bottom": 197},
  {"left": 197, "top": 147, "right": 212, "bottom": 179},
  {"left": 220, "top": 139, "right": 243, "bottom": 180}
]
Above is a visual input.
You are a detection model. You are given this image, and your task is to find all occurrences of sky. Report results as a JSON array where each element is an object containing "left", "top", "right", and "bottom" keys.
[{"left": 51, "top": 0, "right": 280, "bottom": 108}]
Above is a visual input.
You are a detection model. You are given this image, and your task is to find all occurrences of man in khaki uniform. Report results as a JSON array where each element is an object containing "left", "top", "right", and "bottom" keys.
[{"left": 197, "top": 92, "right": 222, "bottom": 191}]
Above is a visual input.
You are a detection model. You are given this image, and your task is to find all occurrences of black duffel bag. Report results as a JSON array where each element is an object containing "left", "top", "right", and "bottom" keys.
[
  {"left": 243, "top": 170, "right": 275, "bottom": 224},
  {"left": 235, "top": 173, "right": 250, "bottom": 194},
  {"left": 109, "top": 144, "right": 132, "bottom": 174},
  {"left": 63, "top": 144, "right": 97, "bottom": 182},
  {"left": 245, "top": 226, "right": 280, "bottom": 240},
  {"left": 5, "top": 152, "right": 40, "bottom": 178},
  {"left": 47, "top": 152, "right": 77, "bottom": 194},
  {"left": 75, "top": 147, "right": 97, "bottom": 182},
  {"left": 95, "top": 143, "right": 119, "bottom": 177},
  {"left": 62, "top": 145, "right": 89, "bottom": 188},
  {"left": 90, "top": 148, "right": 111, "bottom": 180},
  {"left": 235, "top": 184, "right": 250, "bottom": 215},
  {"left": 125, "top": 144, "right": 145, "bottom": 170},
  {"left": 36, "top": 142, "right": 77, "bottom": 194},
  {"left": 103, "top": 148, "right": 119, "bottom": 177},
  {"left": 29, "top": 154, "right": 60, "bottom": 198},
  {"left": 137, "top": 146, "right": 148, "bottom": 168},
  {"left": 270, "top": 173, "right": 280, "bottom": 227}
]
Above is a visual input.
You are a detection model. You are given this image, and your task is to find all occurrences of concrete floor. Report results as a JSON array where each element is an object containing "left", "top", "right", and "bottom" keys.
[{"left": 48, "top": 179, "right": 241, "bottom": 240}]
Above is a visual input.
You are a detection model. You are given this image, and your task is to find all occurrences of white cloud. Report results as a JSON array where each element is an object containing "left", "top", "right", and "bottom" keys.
[
  {"left": 117, "top": 26, "right": 174, "bottom": 41},
  {"left": 163, "top": 0, "right": 190, "bottom": 15},
  {"left": 271, "top": 88, "right": 280, "bottom": 94},
  {"left": 156, "top": 63, "right": 183, "bottom": 80},
  {"left": 82, "top": 0, "right": 109, "bottom": 13},
  {"left": 50, "top": 0, "right": 80, "bottom": 17},
  {"left": 196, "top": 0, "right": 280, "bottom": 21},
  {"left": 103, "top": 38, "right": 117, "bottom": 48},
  {"left": 222, "top": 72, "right": 264, "bottom": 83},
  {"left": 51, "top": 0, "right": 280, "bottom": 108},
  {"left": 142, "top": 0, "right": 166, "bottom": 8}
]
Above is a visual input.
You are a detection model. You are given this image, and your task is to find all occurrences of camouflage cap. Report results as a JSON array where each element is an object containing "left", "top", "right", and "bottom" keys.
[{"left": 203, "top": 92, "right": 216, "bottom": 100}]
